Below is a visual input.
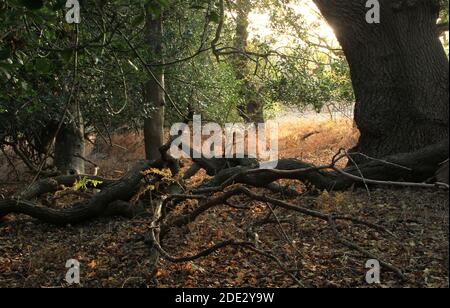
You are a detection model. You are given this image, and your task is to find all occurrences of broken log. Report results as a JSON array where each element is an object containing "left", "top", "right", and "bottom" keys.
[
  {"left": 204, "top": 140, "right": 449, "bottom": 191},
  {"left": 16, "top": 175, "right": 114, "bottom": 200},
  {"left": 0, "top": 161, "right": 151, "bottom": 225}
]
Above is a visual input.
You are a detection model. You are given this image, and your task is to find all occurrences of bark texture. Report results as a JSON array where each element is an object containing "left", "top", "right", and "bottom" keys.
[
  {"left": 1, "top": 140, "right": 447, "bottom": 226},
  {"left": 206, "top": 140, "right": 449, "bottom": 191},
  {"left": 144, "top": 7, "right": 166, "bottom": 161},
  {"left": 233, "top": 0, "right": 264, "bottom": 124},
  {"left": 0, "top": 161, "right": 150, "bottom": 225},
  {"left": 54, "top": 103, "right": 85, "bottom": 175},
  {"left": 314, "top": 0, "right": 449, "bottom": 159},
  {"left": 436, "top": 159, "right": 449, "bottom": 184}
]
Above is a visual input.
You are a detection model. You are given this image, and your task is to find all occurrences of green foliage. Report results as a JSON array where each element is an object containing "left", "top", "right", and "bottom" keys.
[
  {"left": 72, "top": 177, "right": 103, "bottom": 191},
  {"left": 440, "top": 0, "right": 449, "bottom": 21},
  {"left": 167, "top": 61, "right": 242, "bottom": 124},
  {"left": 0, "top": 0, "right": 359, "bottom": 156}
]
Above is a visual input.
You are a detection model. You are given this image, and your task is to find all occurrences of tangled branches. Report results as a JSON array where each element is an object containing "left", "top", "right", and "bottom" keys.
[
  {"left": 0, "top": 139, "right": 448, "bottom": 285},
  {"left": 148, "top": 185, "right": 405, "bottom": 282}
]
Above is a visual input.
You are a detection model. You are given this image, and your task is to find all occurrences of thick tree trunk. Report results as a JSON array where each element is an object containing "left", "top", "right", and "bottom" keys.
[
  {"left": 314, "top": 0, "right": 449, "bottom": 159},
  {"left": 233, "top": 0, "right": 264, "bottom": 124},
  {"left": 54, "top": 103, "right": 85, "bottom": 175},
  {"left": 144, "top": 102, "right": 165, "bottom": 161},
  {"left": 144, "top": 7, "right": 165, "bottom": 161},
  {"left": 436, "top": 159, "right": 449, "bottom": 184}
]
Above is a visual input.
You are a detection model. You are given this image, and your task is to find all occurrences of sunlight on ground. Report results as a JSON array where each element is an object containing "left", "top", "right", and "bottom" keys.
[
  {"left": 277, "top": 117, "right": 358, "bottom": 164},
  {"left": 80, "top": 116, "right": 359, "bottom": 178}
]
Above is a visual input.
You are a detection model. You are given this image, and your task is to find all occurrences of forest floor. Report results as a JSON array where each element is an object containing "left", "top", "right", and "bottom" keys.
[{"left": 0, "top": 118, "right": 448, "bottom": 288}]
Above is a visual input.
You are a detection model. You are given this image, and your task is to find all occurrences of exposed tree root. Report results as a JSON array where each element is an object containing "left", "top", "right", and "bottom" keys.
[
  {"left": 1, "top": 140, "right": 447, "bottom": 224},
  {"left": 17, "top": 175, "right": 115, "bottom": 200},
  {"left": 0, "top": 161, "right": 151, "bottom": 225},
  {"left": 202, "top": 140, "right": 449, "bottom": 191},
  {"left": 0, "top": 199, "right": 146, "bottom": 224},
  {"left": 1, "top": 140, "right": 447, "bottom": 284}
]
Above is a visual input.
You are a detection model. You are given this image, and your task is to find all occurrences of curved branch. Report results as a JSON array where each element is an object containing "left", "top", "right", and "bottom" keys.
[
  {"left": 17, "top": 175, "right": 114, "bottom": 200},
  {"left": 157, "top": 185, "right": 404, "bottom": 279},
  {"left": 202, "top": 140, "right": 449, "bottom": 191},
  {"left": 1, "top": 161, "right": 151, "bottom": 225}
]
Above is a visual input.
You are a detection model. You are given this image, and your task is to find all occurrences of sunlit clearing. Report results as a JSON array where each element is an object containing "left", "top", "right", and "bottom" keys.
[{"left": 248, "top": 1, "right": 338, "bottom": 47}]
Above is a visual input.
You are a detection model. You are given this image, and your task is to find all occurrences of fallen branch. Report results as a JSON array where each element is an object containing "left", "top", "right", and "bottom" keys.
[
  {"left": 156, "top": 185, "right": 403, "bottom": 280},
  {"left": 0, "top": 161, "right": 151, "bottom": 225},
  {"left": 301, "top": 131, "right": 321, "bottom": 141},
  {"left": 200, "top": 140, "right": 449, "bottom": 192},
  {"left": 148, "top": 198, "right": 304, "bottom": 286},
  {"left": 328, "top": 215, "right": 406, "bottom": 281},
  {"left": 16, "top": 174, "right": 114, "bottom": 200},
  {"left": 0, "top": 135, "right": 182, "bottom": 224}
]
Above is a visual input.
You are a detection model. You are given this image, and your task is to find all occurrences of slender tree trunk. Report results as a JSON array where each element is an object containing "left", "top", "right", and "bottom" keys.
[
  {"left": 144, "top": 7, "right": 165, "bottom": 161},
  {"left": 54, "top": 102, "right": 85, "bottom": 175},
  {"left": 314, "top": 0, "right": 449, "bottom": 159},
  {"left": 233, "top": 0, "right": 264, "bottom": 124}
]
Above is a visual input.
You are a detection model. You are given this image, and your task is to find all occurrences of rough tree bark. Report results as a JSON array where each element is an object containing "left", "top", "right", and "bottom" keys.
[
  {"left": 0, "top": 161, "right": 150, "bottom": 225},
  {"left": 144, "top": 5, "right": 165, "bottom": 161},
  {"left": 206, "top": 140, "right": 449, "bottom": 191},
  {"left": 313, "top": 0, "right": 449, "bottom": 159},
  {"left": 233, "top": 0, "right": 264, "bottom": 124},
  {"left": 54, "top": 102, "right": 85, "bottom": 175},
  {"left": 436, "top": 159, "right": 449, "bottom": 184},
  {"left": 1, "top": 140, "right": 447, "bottom": 226}
]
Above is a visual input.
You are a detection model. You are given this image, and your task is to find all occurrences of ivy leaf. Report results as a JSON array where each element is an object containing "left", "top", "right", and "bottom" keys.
[{"left": 0, "top": 69, "right": 11, "bottom": 80}]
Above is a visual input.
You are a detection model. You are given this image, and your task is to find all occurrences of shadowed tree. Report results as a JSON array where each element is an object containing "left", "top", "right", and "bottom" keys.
[
  {"left": 313, "top": 0, "right": 449, "bottom": 159},
  {"left": 54, "top": 103, "right": 85, "bottom": 175},
  {"left": 144, "top": 4, "right": 166, "bottom": 161},
  {"left": 233, "top": 0, "right": 264, "bottom": 124}
]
